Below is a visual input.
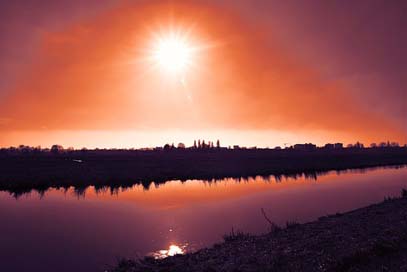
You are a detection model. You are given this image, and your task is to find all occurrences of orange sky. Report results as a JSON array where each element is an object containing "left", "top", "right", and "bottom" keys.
[{"left": 0, "top": 1, "right": 406, "bottom": 148}]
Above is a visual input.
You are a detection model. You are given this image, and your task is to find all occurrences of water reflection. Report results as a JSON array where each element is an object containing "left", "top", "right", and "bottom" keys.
[{"left": 152, "top": 244, "right": 187, "bottom": 259}]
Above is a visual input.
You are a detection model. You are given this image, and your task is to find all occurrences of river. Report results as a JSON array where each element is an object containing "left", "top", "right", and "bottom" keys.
[{"left": 0, "top": 166, "right": 406, "bottom": 271}]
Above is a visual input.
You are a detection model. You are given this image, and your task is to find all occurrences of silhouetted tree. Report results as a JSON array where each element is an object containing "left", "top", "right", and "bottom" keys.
[
  {"left": 379, "top": 142, "right": 387, "bottom": 148},
  {"left": 216, "top": 139, "right": 220, "bottom": 148},
  {"left": 177, "top": 143, "right": 185, "bottom": 149},
  {"left": 163, "top": 144, "right": 171, "bottom": 150},
  {"left": 51, "top": 144, "right": 64, "bottom": 154},
  {"left": 354, "top": 142, "right": 364, "bottom": 148}
]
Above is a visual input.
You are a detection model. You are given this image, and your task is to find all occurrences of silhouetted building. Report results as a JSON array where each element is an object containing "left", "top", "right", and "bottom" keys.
[
  {"left": 334, "top": 143, "right": 343, "bottom": 149},
  {"left": 324, "top": 143, "right": 343, "bottom": 149},
  {"left": 294, "top": 143, "right": 317, "bottom": 151},
  {"left": 324, "top": 143, "right": 334, "bottom": 149}
]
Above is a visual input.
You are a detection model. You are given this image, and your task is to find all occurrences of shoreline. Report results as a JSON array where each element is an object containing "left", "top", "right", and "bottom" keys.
[
  {"left": 112, "top": 191, "right": 407, "bottom": 272},
  {"left": 1, "top": 164, "right": 405, "bottom": 198},
  {"left": 0, "top": 148, "right": 406, "bottom": 195}
]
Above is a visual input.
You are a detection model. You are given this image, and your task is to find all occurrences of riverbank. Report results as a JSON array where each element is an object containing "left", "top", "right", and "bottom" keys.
[
  {"left": 0, "top": 148, "right": 406, "bottom": 195},
  {"left": 112, "top": 191, "right": 407, "bottom": 272}
]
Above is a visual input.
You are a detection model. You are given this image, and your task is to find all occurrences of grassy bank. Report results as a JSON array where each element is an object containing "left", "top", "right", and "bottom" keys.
[
  {"left": 112, "top": 190, "right": 407, "bottom": 272},
  {"left": 0, "top": 148, "right": 406, "bottom": 195}
]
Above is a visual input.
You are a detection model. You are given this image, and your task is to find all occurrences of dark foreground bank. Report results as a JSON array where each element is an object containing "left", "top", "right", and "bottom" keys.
[
  {"left": 0, "top": 147, "right": 406, "bottom": 195},
  {"left": 112, "top": 191, "right": 407, "bottom": 272}
]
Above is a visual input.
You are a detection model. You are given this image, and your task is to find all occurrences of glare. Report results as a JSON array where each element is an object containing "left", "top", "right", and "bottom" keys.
[
  {"left": 167, "top": 244, "right": 184, "bottom": 256},
  {"left": 153, "top": 34, "right": 192, "bottom": 74},
  {"left": 152, "top": 244, "right": 185, "bottom": 259},
  {"left": 142, "top": 24, "right": 218, "bottom": 82}
]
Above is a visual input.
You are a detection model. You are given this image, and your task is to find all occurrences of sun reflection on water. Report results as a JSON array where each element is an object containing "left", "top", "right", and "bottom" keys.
[{"left": 152, "top": 244, "right": 187, "bottom": 259}]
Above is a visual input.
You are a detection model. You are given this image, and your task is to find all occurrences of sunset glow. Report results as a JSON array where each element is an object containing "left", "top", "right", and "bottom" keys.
[{"left": 0, "top": 1, "right": 405, "bottom": 148}]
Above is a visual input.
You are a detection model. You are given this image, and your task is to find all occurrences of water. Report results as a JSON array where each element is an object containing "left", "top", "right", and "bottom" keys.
[{"left": 0, "top": 166, "right": 406, "bottom": 271}]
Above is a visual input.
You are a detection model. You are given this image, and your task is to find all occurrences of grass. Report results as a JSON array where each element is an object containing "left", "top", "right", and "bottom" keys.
[
  {"left": 285, "top": 220, "right": 300, "bottom": 228},
  {"left": 223, "top": 228, "right": 250, "bottom": 242},
  {"left": 333, "top": 237, "right": 406, "bottom": 271}
]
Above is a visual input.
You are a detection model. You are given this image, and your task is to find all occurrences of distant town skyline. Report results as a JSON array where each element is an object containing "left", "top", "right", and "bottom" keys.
[
  {"left": 0, "top": 130, "right": 405, "bottom": 150},
  {"left": 1, "top": 133, "right": 404, "bottom": 151}
]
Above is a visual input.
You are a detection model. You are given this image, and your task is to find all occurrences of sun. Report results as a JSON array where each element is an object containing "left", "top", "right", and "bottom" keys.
[
  {"left": 145, "top": 25, "right": 216, "bottom": 78},
  {"left": 153, "top": 34, "right": 192, "bottom": 74}
]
